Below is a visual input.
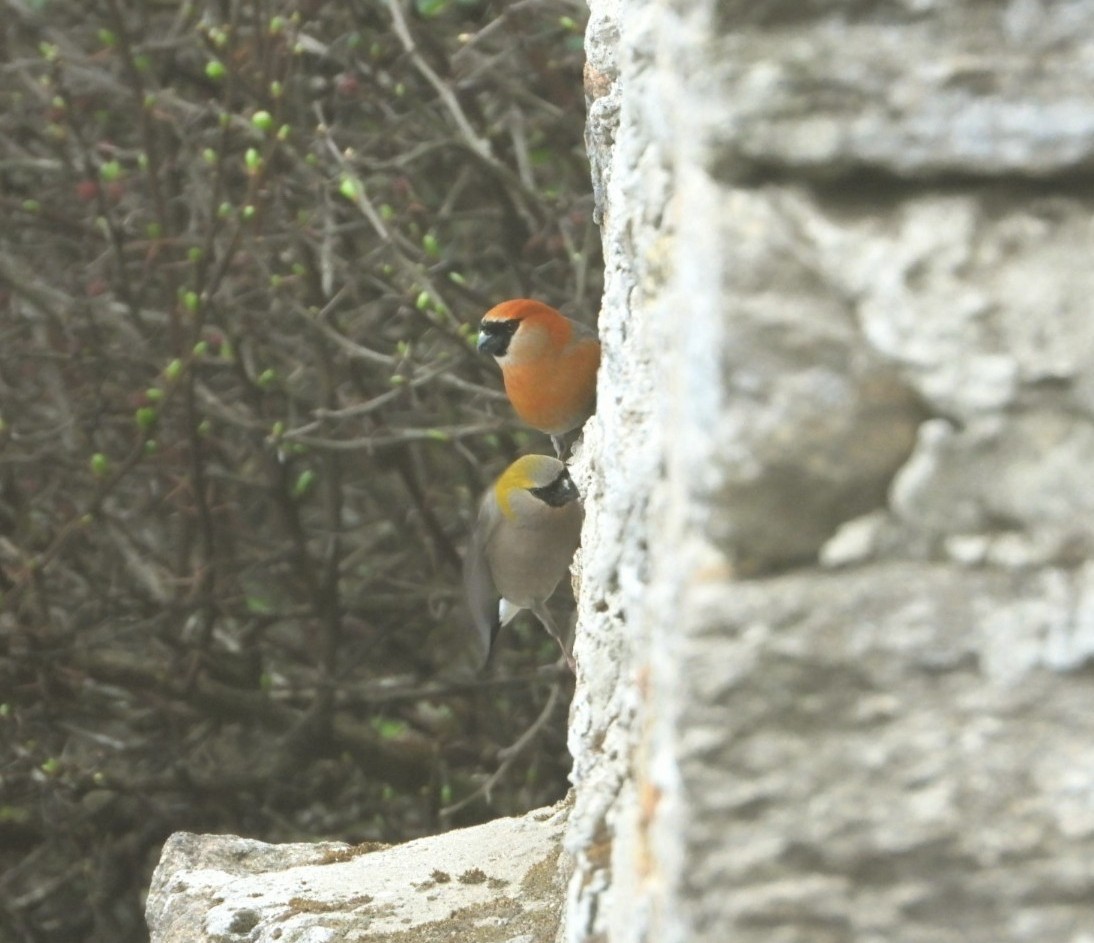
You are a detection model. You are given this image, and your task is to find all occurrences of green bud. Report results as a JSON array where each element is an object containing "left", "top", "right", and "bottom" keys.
[
  {"left": 251, "top": 110, "right": 274, "bottom": 132},
  {"left": 90, "top": 453, "right": 109, "bottom": 477},
  {"left": 136, "top": 406, "right": 157, "bottom": 430},
  {"left": 205, "top": 60, "right": 226, "bottom": 80},
  {"left": 145, "top": 387, "right": 165, "bottom": 402},
  {"left": 99, "top": 160, "right": 122, "bottom": 182},
  {"left": 338, "top": 176, "right": 360, "bottom": 201},
  {"left": 371, "top": 717, "right": 407, "bottom": 739},
  {"left": 164, "top": 358, "right": 183, "bottom": 381},
  {"left": 292, "top": 469, "right": 315, "bottom": 497}
]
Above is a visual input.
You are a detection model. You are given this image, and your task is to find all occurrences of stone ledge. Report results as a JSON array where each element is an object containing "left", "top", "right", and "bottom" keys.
[{"left": 145, "top": 801, "right": 569, "bottom": 943}]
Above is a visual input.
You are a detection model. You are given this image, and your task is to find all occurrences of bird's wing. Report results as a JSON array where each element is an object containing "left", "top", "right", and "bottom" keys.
[
  {"left": 569, "top": 317, "right": 599, "bottom": 344},
  {"left": 462, "top": 495, "right": 502, "bottom": 666}
]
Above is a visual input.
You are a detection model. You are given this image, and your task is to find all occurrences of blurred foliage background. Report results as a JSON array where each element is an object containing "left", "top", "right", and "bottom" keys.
[{"left": 0, "top": 0, "right": 600, "bottom": 939}]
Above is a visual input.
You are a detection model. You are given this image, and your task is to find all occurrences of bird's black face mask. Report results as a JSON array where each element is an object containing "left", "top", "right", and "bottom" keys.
[
  {"left": 477, "top": 318, "right": 520, "bottom": 357},
  {"left": 531, "top": 469, "right": 579, "bottom": 507}
]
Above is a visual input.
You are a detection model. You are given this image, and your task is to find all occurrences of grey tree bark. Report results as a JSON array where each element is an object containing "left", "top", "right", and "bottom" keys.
[{"left": 567, "top": 1, "right": 1094, "bottom": 941}]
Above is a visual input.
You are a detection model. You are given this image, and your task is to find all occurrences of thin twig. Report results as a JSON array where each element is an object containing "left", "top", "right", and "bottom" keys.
[
  {"left": 440, "top": 672, "right": 565, "bottom": 819},
  {"left": 383, "top": 0, "right": 493, "bottom": 160}
]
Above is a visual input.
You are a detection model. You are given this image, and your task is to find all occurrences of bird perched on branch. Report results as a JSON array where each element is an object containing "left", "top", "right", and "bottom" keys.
[
  {"left": 463, "top": 454, "right": 582, "bottom": 670},
  {"left": 477, "top": 299, "right": 600, "bottom": 456}
]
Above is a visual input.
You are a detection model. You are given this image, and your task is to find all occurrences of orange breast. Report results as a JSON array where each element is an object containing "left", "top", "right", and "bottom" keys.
[{"left": 503, "top": 339, "right": 600, "bottom": 435}]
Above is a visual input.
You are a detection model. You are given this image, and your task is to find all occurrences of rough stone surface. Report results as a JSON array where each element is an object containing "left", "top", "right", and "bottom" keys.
[
  {"left": 569, "top": 0, "right": 1094, "bottom": 942},
  {"left": 562, "top": 0, "right": 673, "bottom": 937},
  {"left": 666, "top": 565, "right": 1094, "bottom": 942},
  {"left": 145, "top": 803, "right": 567, "bottom": 943},
  {"left": 706, "top": 2, "right": 1094, "bottom": 180}
]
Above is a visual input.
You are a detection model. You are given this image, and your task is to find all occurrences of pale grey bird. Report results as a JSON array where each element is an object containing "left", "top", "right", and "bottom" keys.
[{"left": 463, "top": 454, "right": 582, "bottom": 669}]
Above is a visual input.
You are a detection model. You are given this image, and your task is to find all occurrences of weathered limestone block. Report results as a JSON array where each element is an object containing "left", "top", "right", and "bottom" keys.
[
  {"left": 146, "top": 804, "right": 567, "bottom": 943},
  {"left": 569, "top": 0, "right": 1094, "bottom": 941},
  {"left": 666, "top": 564, "right": 1094, "bottom": 942},
  {"left": 692, "top": 187, "right": 925, "bottom": 571},
  {"left": 707, "top": 2, "right": 1094, "bottom": 179},
  {"left": 685, "top": 180, "right": 1094, "bottom": 571},
  {"left": 564, "top": 1, "right": 676, "bottom": 937}
]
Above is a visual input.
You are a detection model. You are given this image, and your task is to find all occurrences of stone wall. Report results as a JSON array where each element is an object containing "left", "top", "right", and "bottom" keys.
[{"left": 567, "top": 1, "right": 1094, "bottom": 941}]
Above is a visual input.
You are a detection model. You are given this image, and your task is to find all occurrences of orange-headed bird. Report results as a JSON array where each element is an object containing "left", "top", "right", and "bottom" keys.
[
  {"left": 463, "top": 454, "right": 582, "bottom": 669},
  {"left": 477, "top": 299, "right": 600, "bottom": 456}
]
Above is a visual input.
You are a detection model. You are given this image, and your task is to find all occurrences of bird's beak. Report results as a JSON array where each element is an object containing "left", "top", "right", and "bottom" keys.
[{"left": 477, "top": 330, "right": 507, "bottom": 357}]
